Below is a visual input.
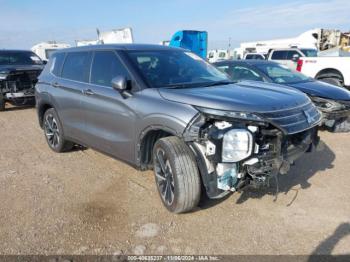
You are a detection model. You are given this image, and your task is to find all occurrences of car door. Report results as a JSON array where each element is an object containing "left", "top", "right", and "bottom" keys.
[
  {"left": 53, "top": 51, "right": 92, "bottom": 140},
  {"left": 81, "top": 50, "right": 137, "bottom": 163}
]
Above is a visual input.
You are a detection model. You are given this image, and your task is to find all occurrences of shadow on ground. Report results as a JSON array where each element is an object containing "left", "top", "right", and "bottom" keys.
[
  {"left": 2, "top": 100, "right": 35, "bottom": 112},
  {"left": 308, "top": 222, "right": 350, "bottom": 260},
  {"left": 235, "top": 140, "right": 335, "bottom": 204}
]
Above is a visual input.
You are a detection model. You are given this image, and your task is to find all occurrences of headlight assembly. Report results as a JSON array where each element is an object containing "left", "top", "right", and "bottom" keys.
[
  {"left": 222, "top": 129, "right": 253, "bottom": 162},
  {"left": 196, "top": 107, "right": 263, "bottom": 121},
  {"left": 311, "top": 97, "right": 345, "bottom": 112}
]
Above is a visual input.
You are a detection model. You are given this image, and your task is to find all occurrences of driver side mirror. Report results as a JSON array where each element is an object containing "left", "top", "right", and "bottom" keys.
[
  {"left": 111, "top": 76, "right": 132, "bottom": 98},
  {"left": 111, "top": 76, "right": 127, "bottom": 91},
  {"left": 292, "top": 54, "right": 300, "bottom": 62}
]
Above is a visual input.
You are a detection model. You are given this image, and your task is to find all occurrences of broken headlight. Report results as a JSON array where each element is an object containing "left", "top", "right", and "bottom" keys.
[
  {"left": 222, "top": 129, "right": 253, "bottom": 162},
  {"left": 196, "top": 107, "right": 263, "bottom": 121},
  {"left": 311, "top": 97, "right": 345, "bottom": 112}
]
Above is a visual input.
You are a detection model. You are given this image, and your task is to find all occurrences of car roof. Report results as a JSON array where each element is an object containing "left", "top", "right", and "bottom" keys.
[{"left": 58, "top": 44, "right": 183, "bottom": 53}]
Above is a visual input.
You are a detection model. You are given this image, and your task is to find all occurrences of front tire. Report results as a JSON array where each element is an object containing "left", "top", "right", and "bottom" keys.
[
  {"left": 43, "top": 108, "right": 74, "bottom": 152},
  {"left": 153, "top": 136, "right": 201, "bottom": 213}
]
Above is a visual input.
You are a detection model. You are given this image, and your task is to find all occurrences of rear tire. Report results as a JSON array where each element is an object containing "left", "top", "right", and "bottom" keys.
[
  {"left": 43, "top": 108, "right": 74, "bottom": 152},
  {"left": 153, "top": 136, "right": 201, "bottom": 213},
  {"left": 0, "top": 96, "right": 5, "bottom": 111}
]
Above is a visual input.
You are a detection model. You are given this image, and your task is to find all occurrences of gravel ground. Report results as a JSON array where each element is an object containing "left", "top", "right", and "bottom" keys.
[{"left": 0, "top": 106, "right": 349, "bottom": 255}]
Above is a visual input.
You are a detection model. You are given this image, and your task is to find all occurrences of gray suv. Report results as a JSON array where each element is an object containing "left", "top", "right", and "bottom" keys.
[{"left": 36, "top": 44, "right": 321, "bottom": 213}]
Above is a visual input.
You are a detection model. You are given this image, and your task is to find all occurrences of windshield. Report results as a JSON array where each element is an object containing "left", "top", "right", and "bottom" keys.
[
  {"left": 256, "top": 63, "right": 312, "bottom": 84},
  {"left": 126, "top": 50, "right": 229, "bottom": 88},
  {"left": 300, "top": 49, "right": 318, "bottom": 57},
  {"left": 0, "top": 51, "right": 44, "bottom": 65}
]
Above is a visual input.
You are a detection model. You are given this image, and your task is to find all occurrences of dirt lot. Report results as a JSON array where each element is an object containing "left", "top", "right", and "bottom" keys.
[{"left": 0, "top": 106, "right": 349, "bottom": 256}]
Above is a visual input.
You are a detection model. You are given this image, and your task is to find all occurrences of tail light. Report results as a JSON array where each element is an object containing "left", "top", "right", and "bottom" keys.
[{"left": 296, "top": 59, "right": 303, "bottom": 72}]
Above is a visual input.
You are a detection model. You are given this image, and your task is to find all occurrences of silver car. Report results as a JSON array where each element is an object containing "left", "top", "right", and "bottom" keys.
[{"left": 36, "top": 44, "right": 321, "bottom": 213}]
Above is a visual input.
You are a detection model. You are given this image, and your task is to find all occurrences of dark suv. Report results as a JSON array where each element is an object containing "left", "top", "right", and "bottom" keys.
[
  {"left": 0, "top": 50, "right": 44, "bottom": 111},
  {"left": 36, "top": 44, "right": 321, "bottom": 213}
]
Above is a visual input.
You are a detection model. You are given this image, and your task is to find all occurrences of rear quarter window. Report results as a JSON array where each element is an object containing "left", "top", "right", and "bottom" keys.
[{"left": 50, "top": 52, "right": 66, "bottom": 76}]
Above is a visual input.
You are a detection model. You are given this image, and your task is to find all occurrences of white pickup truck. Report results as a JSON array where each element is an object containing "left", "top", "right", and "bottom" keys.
[
  {"left": 267, "top": 48, "right": 318, "bottom": 70},
  {"left": 296, "top": 57, "right": 350, "bottom": 88}
]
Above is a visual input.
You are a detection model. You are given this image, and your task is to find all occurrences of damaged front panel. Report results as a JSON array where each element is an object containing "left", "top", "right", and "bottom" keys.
[
  {"left": 0, "top": 70, "right": 40, "bottom": 98},
  {"left": 184, "top": 102, "right": 321, "bottom": 199},
  {"left": 0, "top": 70, "right": 41, "bottom": 102},
  {"left": 311, "top": 97, "right": 350, "bottom": 132}
]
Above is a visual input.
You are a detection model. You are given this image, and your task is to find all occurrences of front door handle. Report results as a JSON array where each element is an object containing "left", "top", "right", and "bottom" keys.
[
  {"left": 52, "top": 82, "right": 60, "bottom": 88},
  {"left": 83, "top": 89, "right": 95, "bottom": 96}
]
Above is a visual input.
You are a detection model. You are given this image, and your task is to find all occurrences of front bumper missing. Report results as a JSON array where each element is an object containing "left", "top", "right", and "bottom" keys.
[{"left": 190, "top": 124, "right": 319, "bottom": 199}]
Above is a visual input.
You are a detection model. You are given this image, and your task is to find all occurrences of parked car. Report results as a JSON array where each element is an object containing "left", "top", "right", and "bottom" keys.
[
  {"left": 207, "top": 49, "right": 231, "bottom": 63},
  {"left": 214, "top": 60, "right": 350, "bottom": 132},
  {"left": 243, "top": 53, "right": 265, "bottom": 60},
  {"left": 266, "top": 48, "right": 317, "bottom": 70},
  {"left": 36, "top": 44, "right": 321, "bottom": 213},
  {"left": 297, "top": 56, "right": 350, "bottom": 88},
  {"left": 0, "top": 50, "right": 45, "bottom": 111}
]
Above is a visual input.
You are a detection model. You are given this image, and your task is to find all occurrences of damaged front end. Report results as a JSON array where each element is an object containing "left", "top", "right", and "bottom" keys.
[
  {"left": 0, "top": 69, "right": 41, "bottom": 104},
  {"left": 311, "top": 97, "right": 350, "bottom": 132},
  {"left": 184, "top": 102, "right": 322, "bottom": 199}
]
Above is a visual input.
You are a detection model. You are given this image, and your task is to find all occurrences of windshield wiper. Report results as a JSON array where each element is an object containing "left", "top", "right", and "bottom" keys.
[
  {"left": 203, "top": 80, "right": 236, "bottom": 87},
  {"left": 165, "top": 82, "right": 212, "bottom": 89},
  {"left": 164, "top": 80, "right": 235, "bottom": 89}
]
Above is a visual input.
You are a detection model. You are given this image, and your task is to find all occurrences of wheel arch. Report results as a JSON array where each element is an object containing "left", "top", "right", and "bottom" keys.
[
  {"left": 138, "top": 126, "right": 178, "bottom": 170},
  {"left": 38, "top": 102, "right": 54, "bottom": 128},
  {"left": 315, "top": 68, "right": 344, "bottom": 82}
]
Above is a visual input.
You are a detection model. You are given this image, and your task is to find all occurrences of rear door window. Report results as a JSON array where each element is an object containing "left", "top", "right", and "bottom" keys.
[
  {"left": 61, "top": 52, "right": 92, "bottom": 82},
  {"left": 271, "top": 51, "right": 287, "bottom": 60},
  {"left": 90, "top": 51, "right": 129, "bottom": 87}
]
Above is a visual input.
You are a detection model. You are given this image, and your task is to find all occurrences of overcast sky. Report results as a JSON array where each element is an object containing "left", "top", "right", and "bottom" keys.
[{"left": 0, "top": 0, "right": 349, "bottom": 49}]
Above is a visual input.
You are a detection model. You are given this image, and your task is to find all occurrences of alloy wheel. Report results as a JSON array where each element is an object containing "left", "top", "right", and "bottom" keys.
[
  {"left": 154, "top": 148, "right": 175, "bottom": 205},
  {"left": 44, "top": 114, "right": 60, "bottom": 148}
]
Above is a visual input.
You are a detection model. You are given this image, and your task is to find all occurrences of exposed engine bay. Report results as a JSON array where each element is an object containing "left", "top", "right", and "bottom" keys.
[
  {"left": 184, "top": 103, "right": 321, "bottom": 199},
  {"left": 0, "top": 69, "right": 41, "bottom": 105}
]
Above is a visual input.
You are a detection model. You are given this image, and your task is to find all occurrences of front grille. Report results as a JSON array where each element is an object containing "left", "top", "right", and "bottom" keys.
[{"left": 261, "top": 102, "right": 321, "bottom": 134}]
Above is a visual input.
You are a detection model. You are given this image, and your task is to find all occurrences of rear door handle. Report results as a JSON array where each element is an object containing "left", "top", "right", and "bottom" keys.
[{"left": 83, "top": 89, "right": 95, "bottom": 96}]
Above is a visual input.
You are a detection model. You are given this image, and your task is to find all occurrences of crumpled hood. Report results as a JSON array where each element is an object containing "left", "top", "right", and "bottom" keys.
[
  {"left": 287, "top": 80, "right": 350, "bottom": 101},
  {"left": 159, "top": 81, "right": 310, "bottom": 113}
]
